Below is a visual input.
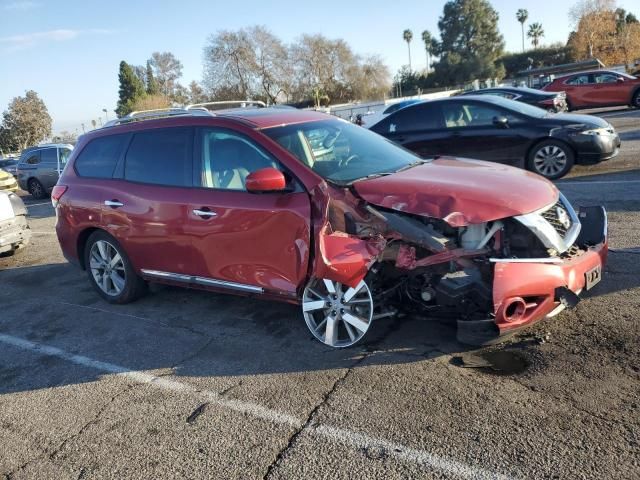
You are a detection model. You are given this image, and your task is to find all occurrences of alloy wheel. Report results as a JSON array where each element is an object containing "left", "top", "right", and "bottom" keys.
[
  {"left": 89, "top": 240, "right": 126, "bottom": 296},
  {"left": 29, "top": 180, "right": 44, "bottom": 198},
  {"left": 533, "top": 145, "right": 567, "bottom": 178},
  {"left": 302, "top": 278, "right": 374, "bottom": 348}
]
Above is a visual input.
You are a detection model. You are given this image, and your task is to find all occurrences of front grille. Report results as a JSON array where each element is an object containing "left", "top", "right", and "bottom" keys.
[{"left": 541, "top": 200, "right": 572, "bottom": 237}]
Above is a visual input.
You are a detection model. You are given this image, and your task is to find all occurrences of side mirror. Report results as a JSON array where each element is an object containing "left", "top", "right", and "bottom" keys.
[
  {"left": 245, "top": 167, "right": 287, "bottom": 193},
  {"left": 616, "top": 77, "right": 624, "bottom": 83},
  {"left": 493, "top": 116, "right": 509, "bottom": 128}
]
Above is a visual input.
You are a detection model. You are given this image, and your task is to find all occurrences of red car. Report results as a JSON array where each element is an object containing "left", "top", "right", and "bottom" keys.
[
  {"left": 53, "top": 107, "right": 608, "bottom": 347},
  {"left": 543, "top": 69, "right": 640, "bottom": 110}
]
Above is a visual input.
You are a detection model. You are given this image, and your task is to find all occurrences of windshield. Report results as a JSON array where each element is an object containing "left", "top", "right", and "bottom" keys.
[
  {"left": 483, "top": 96, "right": 547, "bottom": 118},
  {"left": 263, "top": 118, "right": 421, "bottom": 184}
]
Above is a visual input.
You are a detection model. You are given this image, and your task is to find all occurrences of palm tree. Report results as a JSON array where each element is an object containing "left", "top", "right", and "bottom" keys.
[
  {"left": 528, "top": 22, "right": 544, "bottom": 49},
  {"left": 403, "top": 29, "right": 413, "bottom": 71},
  {"left": 421, "top": 30, "right": 432, "bottom": 72},
  {"left": 516, "top": 9, "right": 529, "bottom": 52}
]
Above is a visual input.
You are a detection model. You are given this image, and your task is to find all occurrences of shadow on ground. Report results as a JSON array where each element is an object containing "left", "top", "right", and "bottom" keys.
[{"left": 0, "top": 262, "right": 484, "bottom": 396}]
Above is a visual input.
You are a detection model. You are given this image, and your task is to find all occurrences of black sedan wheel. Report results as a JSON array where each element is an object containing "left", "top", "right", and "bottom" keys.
[{"left": 527, "top": 140, "right": 575, "bottom": 180}]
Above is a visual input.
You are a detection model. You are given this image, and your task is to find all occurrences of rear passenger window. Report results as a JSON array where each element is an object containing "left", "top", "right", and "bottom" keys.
[
  {"left": 125, "top": 128, "right": 192, "bottom": 187},
  {"left": 75, "top": 134, "right": 127, "bottom": 178},
  {"left": 40, "top": 148, "right": 57, "bottom": 163}
]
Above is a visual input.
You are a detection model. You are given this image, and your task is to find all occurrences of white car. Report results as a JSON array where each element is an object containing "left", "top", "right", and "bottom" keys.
[
  {"left": 0, "top": 191, "right": 30, "bottom": 255},
  {"left": 360, "top": 99, "right": 423, "bottom": 129}
]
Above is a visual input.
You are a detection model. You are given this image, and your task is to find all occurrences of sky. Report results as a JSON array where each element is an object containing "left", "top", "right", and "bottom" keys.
[{"left": 0, "top": 0, "right": 638, "bottom": 133}]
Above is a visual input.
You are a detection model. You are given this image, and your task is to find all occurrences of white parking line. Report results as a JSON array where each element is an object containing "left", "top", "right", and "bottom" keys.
[
  {"left": 0, "top": 332, "right": 515, "bottom": 480},
  {"left": 557, "top": 180, "right": 640, "bottom": 186},
  {"left": 26, "top": 202, "right": 52, "bottom": 207}
]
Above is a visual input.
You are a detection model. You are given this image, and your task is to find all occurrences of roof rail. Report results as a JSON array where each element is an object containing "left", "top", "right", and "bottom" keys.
[
  {"left": 103, "top": 107, "right": 214, "bottom": 127},
  {"left": 186, "top": 100, "right": 266, "bottom": 111}
]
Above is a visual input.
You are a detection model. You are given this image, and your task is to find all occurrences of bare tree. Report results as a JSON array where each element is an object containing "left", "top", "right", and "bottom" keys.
[
  {"left": 203, "top": 29, "right": 256, "bottom": 100},
  {"left": 188, "top": 81, "right": 208, "bottom": 104},
  {"left": 149, "top": 52, "right": 183, "bottom": 97}
]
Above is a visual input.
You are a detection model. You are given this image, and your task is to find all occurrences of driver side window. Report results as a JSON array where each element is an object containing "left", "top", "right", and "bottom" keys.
[{"left": 199, "top": 129, "right": 278, "bottom": 191}]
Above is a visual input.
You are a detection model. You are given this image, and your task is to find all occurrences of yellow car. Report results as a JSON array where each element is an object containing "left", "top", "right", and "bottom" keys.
[{"left": 0, "top": 169, "right": 19, "bottom": 192}]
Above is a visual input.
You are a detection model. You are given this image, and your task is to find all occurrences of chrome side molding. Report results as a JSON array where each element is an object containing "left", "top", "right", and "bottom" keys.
[{"left": 141, "top": 269, "right": 263, "bottom": 293}]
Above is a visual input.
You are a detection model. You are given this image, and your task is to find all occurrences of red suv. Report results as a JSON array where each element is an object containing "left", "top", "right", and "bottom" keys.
[
  {"left": 543, "top": 69, "right": 640, "bottom": 110},
  {"left": 53, "top": 106, "right": 608, "bottom": 347}
]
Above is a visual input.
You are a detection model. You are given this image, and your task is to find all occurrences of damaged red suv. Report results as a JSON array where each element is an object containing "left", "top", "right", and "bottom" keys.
[{"left": 54, "top": 107, "right": 608, "bottom": 347}]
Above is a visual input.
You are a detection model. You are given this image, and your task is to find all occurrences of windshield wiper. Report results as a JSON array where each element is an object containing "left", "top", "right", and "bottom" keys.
[{"left": 396, "top": 158, "right": 431, "bottom": 172}]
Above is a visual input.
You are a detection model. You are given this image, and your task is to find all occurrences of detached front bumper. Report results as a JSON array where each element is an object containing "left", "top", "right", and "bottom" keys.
[{"left": 457, "top": 206, "right": 607, "bottom": 345}]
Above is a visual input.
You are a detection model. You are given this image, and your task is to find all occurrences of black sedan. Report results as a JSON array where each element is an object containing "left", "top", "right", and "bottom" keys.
[
  {"left": 460, "top": 86, "right": 567, "bottom": 112},
  {"left": 370, "top": 95, "right": 620, "bottom": 179}
]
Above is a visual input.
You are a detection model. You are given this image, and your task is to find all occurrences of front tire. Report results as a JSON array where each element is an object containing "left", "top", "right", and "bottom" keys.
[
  {"left": 632, "top": 90, "right": 640, "bottom": 109},
  {"left": 84, "top": 231, "right": 147, "bottom": 304},
  {"left": 302, "top": 277, "right": 374, "bottom": 348},
  {"left": 527, "top": 140, "right": 575, "bottom": 180}
]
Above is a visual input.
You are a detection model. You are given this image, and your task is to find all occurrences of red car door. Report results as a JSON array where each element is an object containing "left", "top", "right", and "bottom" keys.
[
  {"left": 186, "top": 127, "right": 311, "bottom": 296},
  {"left": 591, "top": 71, "right": 631, "bottom": 106},
  {"left": 102, "top": 127, "right": 197, "bottom": 275},
  {"left": 560, "top": 73, "right": 592, "bottom": 108}
]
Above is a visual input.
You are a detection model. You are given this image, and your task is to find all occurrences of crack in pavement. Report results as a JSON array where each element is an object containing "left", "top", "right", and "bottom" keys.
[
  {"left": 2, "top": 383, "right": 135, "bottom": 479},
  {"left": 261, "top": 319, "right": 405, "bottom": 479}
]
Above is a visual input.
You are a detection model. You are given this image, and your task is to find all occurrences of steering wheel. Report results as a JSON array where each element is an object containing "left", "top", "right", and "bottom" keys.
[{"left": 340, "top": 154, "right": 360, "bottom": 168}]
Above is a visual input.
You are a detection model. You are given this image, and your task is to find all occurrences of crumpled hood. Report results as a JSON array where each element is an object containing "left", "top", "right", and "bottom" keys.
[{"left": 352, "top": 157, "right": 559, "bottom": 226}]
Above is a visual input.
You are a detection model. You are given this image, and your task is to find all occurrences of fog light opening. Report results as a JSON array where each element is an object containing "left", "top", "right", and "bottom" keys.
[{"left": 504, "top": 298, "right": 526, "bottom": 323}]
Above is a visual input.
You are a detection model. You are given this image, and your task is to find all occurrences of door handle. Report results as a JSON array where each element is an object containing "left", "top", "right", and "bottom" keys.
[
  {"left": 193, "top": 208, "right": 217, "bottom": 218},
  {"left": 104, "top": 200, "right": 124, "bottom": 208}
]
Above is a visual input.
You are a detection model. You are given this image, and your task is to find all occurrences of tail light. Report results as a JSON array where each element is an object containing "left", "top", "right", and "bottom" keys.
[{"left": 51, "top": 185, "right": 68, "bottom": 208}]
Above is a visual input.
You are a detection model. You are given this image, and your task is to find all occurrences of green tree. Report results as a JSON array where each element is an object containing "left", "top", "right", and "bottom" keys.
[
  {"left": 528, "top": 22, "right": 545, "bottom": 49},
  {"left": 421, "top": 30, "right": 433, "bottom": 71},
  {"left": 0, "top": 90, "right": 52, "bottom": 151},
  {"left": 116, "top": 61, "right": 146, "bottom": 117},
  {"left": 403, "top": 29, "right": 413, "bottom": 71},
  {"left": 146, "top": 60, "right": 160, "bottom": 95},
  {"left": 516, "top": 9, "right": 529, "bottom": 52},
  {"left": 433, "top": 0, "right": 505, "bottom": 85}
]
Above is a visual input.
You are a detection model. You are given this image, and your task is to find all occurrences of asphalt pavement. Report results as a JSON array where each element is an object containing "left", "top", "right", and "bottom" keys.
[{"left": 0, "top": 108, "right": 638, "bottom": 479}]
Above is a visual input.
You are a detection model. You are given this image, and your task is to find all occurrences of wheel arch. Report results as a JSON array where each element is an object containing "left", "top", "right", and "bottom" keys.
[
  {"left": 631, "top": 86, "right": 640, "bottom": 105},
  {"left": 76, "top": 227, "right": 103, "bottom": 270},
  {"left": 525, "top": 136, "right": 576, "bottom": 164}
]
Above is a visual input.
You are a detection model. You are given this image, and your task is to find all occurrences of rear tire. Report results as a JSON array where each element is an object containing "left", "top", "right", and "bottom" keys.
[
  {"left": 632, "top": 90, "right": 640, "bottom": 109},
  {"left": 527, "top": 140, "right": 575, "bottom": 180},
  {"left": 84, "top": 231, "right": 147, "bottom": 304},
  {"left": 27, "top": 179, "right": 47, "bottom": 199}
]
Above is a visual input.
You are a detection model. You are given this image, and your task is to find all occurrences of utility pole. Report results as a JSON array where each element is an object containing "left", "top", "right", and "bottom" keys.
[{"left": 102, "top": 108, "right": 109, "bottom": 122}]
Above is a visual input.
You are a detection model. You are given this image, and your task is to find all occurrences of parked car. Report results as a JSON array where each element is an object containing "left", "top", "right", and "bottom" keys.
[
  {"left": 359, "top": 99, "right": 423, "bottom": 128},
  {"left": 460, "top": 86, "right": 568, "bottom": 112},
  {"left": 542, "top": 69, "right": 640, "bottom": 110},
  {"left": 0, "top": 168, "right": 18, "bottom": 192},
  {"left": 54, "top": 107, "right": 607, "bottom": 347},
  {"left": 16, "top": 143, "right": 74, "bottom": 199},
  {"left": 370, "top": 95, "right": 620, "bottom": 179},
  {"left": 0, "top": 190, "right": 30, "bottom": 256},
  {"left": 0, "top": 157, "right": 19, "bottom": 176}
]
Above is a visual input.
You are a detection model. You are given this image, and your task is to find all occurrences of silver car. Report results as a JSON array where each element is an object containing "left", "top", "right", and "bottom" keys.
[{"left": 16, "top": 143, "right": 73, "bottom": 199}]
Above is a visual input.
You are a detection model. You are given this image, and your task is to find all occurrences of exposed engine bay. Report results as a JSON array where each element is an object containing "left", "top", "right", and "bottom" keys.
[{"left": 303, "top": 185, "right": 606, "bottom": 348}]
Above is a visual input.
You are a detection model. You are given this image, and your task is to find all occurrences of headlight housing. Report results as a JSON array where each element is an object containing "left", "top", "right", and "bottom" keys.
[{"left": 580, "top": 127, "right": 614, "bottom": 136}]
